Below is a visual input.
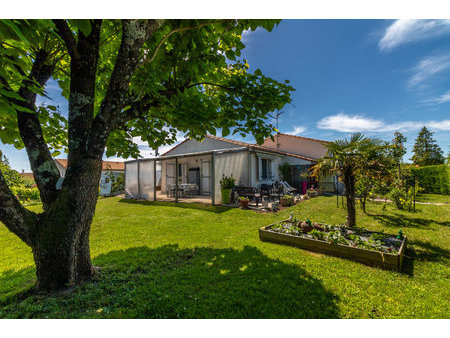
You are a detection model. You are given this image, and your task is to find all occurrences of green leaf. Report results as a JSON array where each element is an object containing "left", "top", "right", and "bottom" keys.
[
  {"left": 222, "top": 127, "right": 230, "bottom": 137},
  {"left": 68, "top": 19, "right": 92, "bottom": 36}
]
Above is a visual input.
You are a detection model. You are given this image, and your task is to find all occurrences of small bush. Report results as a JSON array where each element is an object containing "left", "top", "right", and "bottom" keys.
[
  {"left": 11, "top": 186, "right": 40, "bottom": 202},
  {"left": 220, "top": 175, "right": 236, "bottom": 189}
]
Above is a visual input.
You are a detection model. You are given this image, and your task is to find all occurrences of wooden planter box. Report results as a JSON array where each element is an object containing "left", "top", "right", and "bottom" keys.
[
  {"left": 280, "top": 197, "right": 294, "bottom": 207},
  {"left": 259, "top": 220, "right": 407, "bottom": 271}
]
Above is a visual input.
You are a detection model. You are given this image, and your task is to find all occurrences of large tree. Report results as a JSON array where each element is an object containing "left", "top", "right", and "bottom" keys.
[
  {"left": 390, "top": 131, "right": 407, "bottom": 178},
  {"left": 0, "top": 19, "right": 293, "bottom": 292},
  {"left": 411, "top": 126, "right": 444, "bottom": 166}
]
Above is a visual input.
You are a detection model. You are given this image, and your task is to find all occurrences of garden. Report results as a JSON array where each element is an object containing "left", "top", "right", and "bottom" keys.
[{"left": 0, "top": 195, "right": 448, "bottom": 318}]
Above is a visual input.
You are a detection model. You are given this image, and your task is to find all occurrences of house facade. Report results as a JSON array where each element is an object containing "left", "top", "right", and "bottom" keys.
[
  {"left": 124, "top": 133, "right": 337, "bottom": 204},
  {"left": 55, "top": 159, "right": 125, "bottom": 196}
]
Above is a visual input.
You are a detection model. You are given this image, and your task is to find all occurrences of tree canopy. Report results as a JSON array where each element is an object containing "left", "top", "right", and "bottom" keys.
[
  {"left": 0, "top": 19, "right": 294, "bottom": 158},
  {"left": 411, "top": 126, "right": 444, "bottom": 166}
]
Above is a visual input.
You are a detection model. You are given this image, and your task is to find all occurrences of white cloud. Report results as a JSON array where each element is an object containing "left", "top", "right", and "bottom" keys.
[
  {"left": 379, "top": 19, "right": 450, "bottom": 52},
  {"left": 317, "top": 113, "right": 384, "bottom": 132},
  {"left": 285, "top": 126, "right": 306, "bottom": 136},
  {"left": 409, "top": 54, "right": 450, "bottom": 87},
  {"left": 317, "top": 113, "right": 450, "bottom": 133},
  {"left": 421, "top": 90, "right": 450, "bottom": 105}
]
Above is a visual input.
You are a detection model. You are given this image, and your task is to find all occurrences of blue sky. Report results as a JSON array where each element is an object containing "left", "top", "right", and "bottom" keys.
[{"left": 2, "top": 19, "right": 450, "bottom": 172}]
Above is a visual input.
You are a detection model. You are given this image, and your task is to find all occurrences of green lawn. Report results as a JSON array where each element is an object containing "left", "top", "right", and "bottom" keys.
[
  {"left": 0, "top": 196, "right": 449, "bottom": 318},
  {"left": 415, "top": 193, "right": 449, "bottom": 204}
]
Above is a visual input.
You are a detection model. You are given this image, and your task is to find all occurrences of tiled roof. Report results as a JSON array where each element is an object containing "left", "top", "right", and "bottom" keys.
[
  {"left": 55, "top": 159, "right": 125, "bottom": 171},
  {"left": 205, "top": 135, "right": 317, "bottom": 162},
  {"left": 266, "top": 133, "right": 330, "bottom": 144}
]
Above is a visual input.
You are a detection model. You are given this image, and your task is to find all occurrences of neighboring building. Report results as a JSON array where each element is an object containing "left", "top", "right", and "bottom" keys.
[
  {"left": 125, "top": 133, "right": 339, "bottom": 203},
  {"left": 55, "top": 159, "right": 125, "bottom": 196}
]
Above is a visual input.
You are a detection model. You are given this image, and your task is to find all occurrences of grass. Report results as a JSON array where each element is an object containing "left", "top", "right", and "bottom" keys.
[
  {"left": 415, "top": 193, "right": 449, "bottom": 204},
  {"left": 0, "top": 195, "right": 449, "bottom": 318}
]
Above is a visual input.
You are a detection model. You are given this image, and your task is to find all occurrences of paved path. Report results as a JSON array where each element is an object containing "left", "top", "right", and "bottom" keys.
[{"left": 371, "top": 198, "right": 449, "bottom": 206}]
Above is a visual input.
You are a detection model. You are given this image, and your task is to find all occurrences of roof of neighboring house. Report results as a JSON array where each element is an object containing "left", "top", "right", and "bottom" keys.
[
  {"left": 264, "top": 133, "right": 331, "bottom": 144},
  {"left": 19, "top": 172, "right": 35, "bottom": 181},
  {"left": 55, "top": 159, "right": 125, "bottom": 171},
  {"left": 161, "top": 134, "right": 316, "bottom": 162}
]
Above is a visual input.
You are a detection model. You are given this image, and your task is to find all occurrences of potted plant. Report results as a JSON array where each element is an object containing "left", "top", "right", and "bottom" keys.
[
  {"left": 280, "top": 194, "right": 294, "bottom": 207},
  {"left": 220, "top": 174, "right": 235, "bottom": 204},
  {"left": 239, "top": 196, "right": 250, "bottom": 209}
]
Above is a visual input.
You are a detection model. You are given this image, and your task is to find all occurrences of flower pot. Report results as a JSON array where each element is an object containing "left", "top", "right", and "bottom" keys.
[
  {"left": 221, "top": 188, "right": 231, "bottom": 204},
  {"left": 239, "top": 199, "right": 249, "bottom": 208}
]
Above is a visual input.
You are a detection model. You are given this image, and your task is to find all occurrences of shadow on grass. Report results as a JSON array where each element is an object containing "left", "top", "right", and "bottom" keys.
[
  {"left": 117, "top": 198, "right": 233, "bottom": 214},
  {"left": 368, "top": 212, "right": 450, "bottom": 229},
  {"left": 409, "top": 240, "right": 450, "bottom": 263},
  {"left": 0, "top": 245, "right": 340, "bottom": 318}
]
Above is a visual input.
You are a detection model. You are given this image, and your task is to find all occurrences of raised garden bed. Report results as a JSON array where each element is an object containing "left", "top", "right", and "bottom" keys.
[{"left": 259, "top": 219, "right": 407, "bottom": 271}]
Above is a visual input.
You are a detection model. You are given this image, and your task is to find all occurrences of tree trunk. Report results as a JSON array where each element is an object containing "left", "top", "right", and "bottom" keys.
[
  {"left": 343, "top": 169, "right": 356, "bottom": 227},
  {"left": 31, "top": 158, "right": 102, "bottom": 292}
]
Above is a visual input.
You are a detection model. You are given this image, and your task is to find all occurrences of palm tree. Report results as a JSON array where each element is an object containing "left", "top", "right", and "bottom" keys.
[{"left": 311, "top": 133, "right": 386, "bottom": 227}]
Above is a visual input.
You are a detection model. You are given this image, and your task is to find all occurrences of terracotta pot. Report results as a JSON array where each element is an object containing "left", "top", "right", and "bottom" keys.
[{"left": 239, "top": 199, "right": 249, "bottom": 208}]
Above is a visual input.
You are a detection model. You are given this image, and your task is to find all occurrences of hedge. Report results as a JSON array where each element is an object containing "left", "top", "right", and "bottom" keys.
[
  {"left": 10, "top": 186, "right": 40, "bottom": 202},
  {"left": 411, "top": 164, "right": 450, "bottom": 195}
]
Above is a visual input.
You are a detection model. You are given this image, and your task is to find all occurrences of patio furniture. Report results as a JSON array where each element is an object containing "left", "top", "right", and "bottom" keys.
[
  {"left": 231, "top": 186, "right": 261, "bottom": 207},
  {"left": 280, "top": 181, "right": 297, "bottom": 195},
  {"left": 182, "top": 183, "right": 199, "bottom": 197}
]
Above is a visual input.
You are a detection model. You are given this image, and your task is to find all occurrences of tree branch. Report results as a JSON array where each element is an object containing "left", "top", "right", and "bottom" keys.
[
  {"left": 53, "top": 19, "right": 79, "bottom": 59},
  {"left": 87, "top": 19, "right": 160, "bottom": 157},
  {"left": 16, "top": 49, "right": 61, "bottom": 206},
  {"left": 0, "top": 169, "right": 37, "bottom": 246}
]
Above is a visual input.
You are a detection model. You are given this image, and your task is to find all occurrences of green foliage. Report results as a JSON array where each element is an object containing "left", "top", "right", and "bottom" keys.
[
  {"left": 390, "top": 131, "right": 407, "bottom": 165},
  {"left": 278, "top": 162, "right": 291, "bottom": 183},
  {"left": 0, "top": 151, "right": 40, "bottom": 203},
  {"left": 219, "top": 175, "right": 236, "bottom": 189},
  {"left": 10, "top": 186, "right": 40, "bottom": 203},
  {"left": 105, "top": 172, "right": 125, "bottom": 196},
  {"left": 411, "top": 127, "right": 444, "bottom": 166},
  {"left": 0, "top": 19, "right": 294, "bottom": 159},
  {"left": 411, "top": 165, "right": 449, "bottom": 195}
]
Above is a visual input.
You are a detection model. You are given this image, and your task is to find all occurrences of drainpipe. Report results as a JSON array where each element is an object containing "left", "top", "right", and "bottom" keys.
[
  {"left": 153, "top": 159, "right": 157, "bottom": 201},
  {"left": 175, "top": 157, "right": 179, "bottom": 203},
  {"left": 211, "top": 152, "right": 215, "bottom": 205},
  {"left": 137, "top": 160, "right": 141, "bottom": 198}
]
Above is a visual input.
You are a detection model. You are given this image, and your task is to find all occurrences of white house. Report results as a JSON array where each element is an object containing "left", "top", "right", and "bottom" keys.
[
  {"left": 124, "top": 133, "right": 337, "bottom": 204},
  {"left": 55, "top": 159, "right": 125, "bottom": 196}
]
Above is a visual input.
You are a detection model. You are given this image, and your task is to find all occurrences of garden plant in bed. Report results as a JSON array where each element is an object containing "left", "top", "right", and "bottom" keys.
[{"left": 260, "top": 215, "right": 407, "bottom": 271}]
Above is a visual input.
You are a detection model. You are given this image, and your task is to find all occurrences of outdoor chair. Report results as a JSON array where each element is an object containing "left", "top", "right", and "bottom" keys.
[{"left": 280, "top": 181, "right": 297, "bottom": 195}]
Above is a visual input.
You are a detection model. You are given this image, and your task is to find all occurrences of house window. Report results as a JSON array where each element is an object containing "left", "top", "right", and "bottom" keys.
[{"left": 259, "top": 158, "right": 272, "bottom": 180}]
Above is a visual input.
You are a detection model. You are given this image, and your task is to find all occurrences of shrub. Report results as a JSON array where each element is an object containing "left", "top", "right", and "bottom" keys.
[
  {"left": 220, "top": 175, "right": 235, "bottom": 189},
  {"left": 411, "top": 165, "right": 449, "bottom": 195},
  {"left": 11, "top": 186, "right": 40, "bottom": 202}
]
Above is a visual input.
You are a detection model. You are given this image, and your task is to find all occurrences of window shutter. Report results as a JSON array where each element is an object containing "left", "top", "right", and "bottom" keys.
[
  {"left": 268, "top": 160, "right": 273, "bottom": 179},
  {"left": 256, "top": 156, "right": 261, "bottom": 181}
]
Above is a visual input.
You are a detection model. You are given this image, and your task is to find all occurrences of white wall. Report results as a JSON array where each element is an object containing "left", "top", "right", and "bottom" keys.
[{"left": 213, "top": 151, "right": 249, "bottom": 203}]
